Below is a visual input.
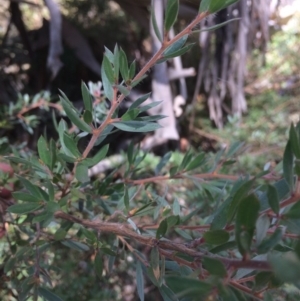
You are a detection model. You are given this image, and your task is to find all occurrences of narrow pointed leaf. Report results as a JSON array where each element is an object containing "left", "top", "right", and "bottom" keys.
[
  {"left": 151, "top": 4, "right": 163, "bottom": 42},
  {"left": 136, "top": 261, "right": 144, "bottom": 301},
  {"left": 283, "top": 140, "right": 294, "bottom": 190},
  {"left": 119, "top": 48, "right": 129, "bottom": 81},
  {"left": 164, "top": 0, "right": 179, "bottom": 32},
  {"left": 81, "top": 81, "right": 93, "bottom": 111},
  {"left": 94, "top": 251, "right": 103, "bottom": 278},
  {"left": 112, "top": 121, "right": 161, "bottom": 133},
  {"left": 103, "top": 55, "right": 114, "bottom": 83},
  {"left": 267, "top": 184, "right": 280, "bottom": 214},
  {"left": 75, "top": 162, "right": 89, "bottom": 183},
  {"left": 8, "top": 203, "right": 43, "bottom": 214},
  {"left": 101, "top": 64, "right": 114, "bottom": 101},
  {"left": 199, "top": 0, "right": 239, "bottom": 14},
  {"left": 38, "top": 287, "right": 63, "bottom": 301},
  {"left": 60, "top": 97, "right": 92, "bottom": 133}
]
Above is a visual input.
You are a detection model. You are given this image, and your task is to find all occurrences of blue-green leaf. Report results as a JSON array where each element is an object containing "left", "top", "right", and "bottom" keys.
[
  {"left": 81, "top": 81, "right": 93, "bottom": 112},
  {"left": 199, "top": 0, "right": 239, "bottom": 13},
  {"left": 8, "top": 203, "right": 43, "bottom": 214},
  {"left": 60, "top": 97, "right": 92, "bottom": 133},
  {"left": 164, "top": 0, "right": 179, "bottom": 32},
  {"left": 112, "top": 121, "right": 161, "bottom": 133}
]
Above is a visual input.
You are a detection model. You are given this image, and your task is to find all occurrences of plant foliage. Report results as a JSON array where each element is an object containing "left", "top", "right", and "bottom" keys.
[{"left": 1, "top": 1, "right": 300, "bottom": 300}]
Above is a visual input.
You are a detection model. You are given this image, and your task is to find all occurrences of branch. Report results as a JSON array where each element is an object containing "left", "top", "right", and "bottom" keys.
[{"left": 54, "top": 211, "right": 271, "bottom": 272}]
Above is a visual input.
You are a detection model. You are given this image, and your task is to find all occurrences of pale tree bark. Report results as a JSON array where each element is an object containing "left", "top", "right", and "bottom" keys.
[
  {"left": 142, "top": 0, "right": 179, "bottom": 150},
  {"left": 44, "top": 0, "right": 63, "bottom": 79}
]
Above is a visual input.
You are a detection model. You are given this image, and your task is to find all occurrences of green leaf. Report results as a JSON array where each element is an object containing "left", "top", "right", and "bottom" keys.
[
  {"left": 54, "top": 228, "right": 67, "bottom": 241},
  {"left": 164, "top": 0, "right": 179, "bottom": 32},
  {"left": 37, "top": 136, "right": 51, "bottom": 167},
  {"left": 38, "top": 287, "right": 63, "bottom": 301},
  {"left": 100, "top": 247, "right": 116, "bottom": 256},
  {"left": 166, "top": 215, "right": 180, "bottom": 229},
  {"left": 101, "top": 62, "right": 114, "bottom": 101},
  {"left": 202, "top": 257, "right": 227, "bottom": 277},
  {"left": 119, "top": 48, "right": 129, "bottom": 81},
  {"left": 235, "top": 194, "right": 260, "bottom": 255},
  {"left": 122, "top": 108, "right": 140, "bottom": 121},
  {"left": 151, "top": 4, "right": 162, "bottom": 42},
  {"left": 131, "top": 74, "right": 148, "bottom": 87},
  {"left": 163, "top": 35, "right": 188, "bottom": 57},
  {"left": 210, "top": 197, "right": 232, "bottom": 230},
  {"left": 139, "top": 101, "right": 163, "bottom": 113},
  {"left": 267, "top": 184, "right": 280, "bottom": 214},
  {"left": 203, "top": 230, "right": 230, "bottom": 245},
  {"left": 12, "top": 192, "right": 40, "bottom": 202},
  {"left": 114, "top": 44, "right": 120, "bottom": 81},
  {"left": 18, "top": 176, "right": 49, "bottom": 201},
  {"left": 226, "top": 141, "right": 244, "bottom": 158},
  {"left": 83, "top": 110, "right": 93, "bottom": 124},
  {"left": 255, "top": 215, "right": 270, "bottom": 246},
  {"left": 103, "top": 54, "right": 115, "bottom": 83},
  {"left": 129, "top": 92, "right": 151, "bottom": 109},
  {"left": 284, "top": 201, "right": 300, "bottom": 219},
  {"left": 32, "top": 211, "right": 53, "bottom": 224},
  {"left": 289, "top": 123, "right": 300, "bottom": 159},
  {"left": 264, "top": 292, "right": 273, "bottom": 301},
  {"left": 150, "top": 246, "right": 160, "bottom": 282},
  {"left": 270, "top": 253, "right": 300, "bottom": 283},
  {"left": 63, "top": 132, "right": 80, "bottom": 158},
  {"left": 295, "top": 240, "right": 300, "bottom": 259},
  {"left": 58, "top": 153, "right": 76, "bottom": 163},
  {"left": 81, "top": 81, "right": 93, "bottom": 112},
  {"left": 166, "top": 276, "right": 212, "bottom": 297},
  {"left": 85, "top": 144, "right": 109, "bottom": 167},
  {"left": 257, "top": 227, "right": 283, "bottom": 254},
  {"left": 255, "top": 272, "right": 273, "bottom": 290},
  {"left": 227, "top": 179, "right": 255, "bottom": 222},
  {"left": 157, "top": 219, "right": 168, "bottom": 239},
  {"left": 4, "top": 256, "right": 17, "bottom": 273},
  {"left": 61, "top": 240, "right": 90, "bottom": 252},
  {"left": 129, "top": 60, "right": 136, "bottom": 79},
  {"left": 124, "top": 187, "right": 129, "bottom": 210},
  {"left": 112, "top": 121, "right": 161, "bottom": 133},
  {"left": 192, "top": 18, "right": 241, "bottom": 34},
  {"left": 209, "top": 241, "right": 236, "bottom": 254},
  {"left": 185, "top": 153, "right": 205, "bottom": 171},
  {"left": 81, "top": 228, "right": 97, "bottom": 242},
  {"left": 7, "top": 203, "right": 43, "bottom": 214},
  {"left": 179, "top": 149, "right": 193, "bottom": 171},
  {"left": 94, "top": 251, "right": 103, "bottom": 278},
  {"left": 75, "top": 162, "right": 89, "bottom": 183},
  {"left": 159, "top": 284, "right": 179, "bottom": 301},
  {"left": 49, "top": 139, "right": 57, "bottom": 170},
  {"left": 44, "top": 200, "right": 59, "bottom": 213},
  {"left": 117, "top": 84, "right": 130, "bottom": 96},
  {"left": 60, "top": 96, "right": 92, "bottom": 133},
  {"left": 136, "top": 261, "right": 144, "bottom": 301},
  {"left": 155, "top": 152, "right": 172, "bottom": 175},
  {"left": 199, "top": 0, "right": 239, "bottom": 13},
  {"left": 137, "top": 115, "right": 166, "bottom": 122},
  {"left": 283, "top": 140, "right": 294, "bottom": 191},
  {"left": 159, "top": 44, "right": 195, "bottom": 62},
  {"left": 104, "top": 46, "right": 114, "bottom": 63}
]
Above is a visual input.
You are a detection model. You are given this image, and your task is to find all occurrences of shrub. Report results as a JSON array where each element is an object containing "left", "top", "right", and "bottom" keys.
[{"left": 2, "top": 1, "right": 300, "bottom": 300}]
